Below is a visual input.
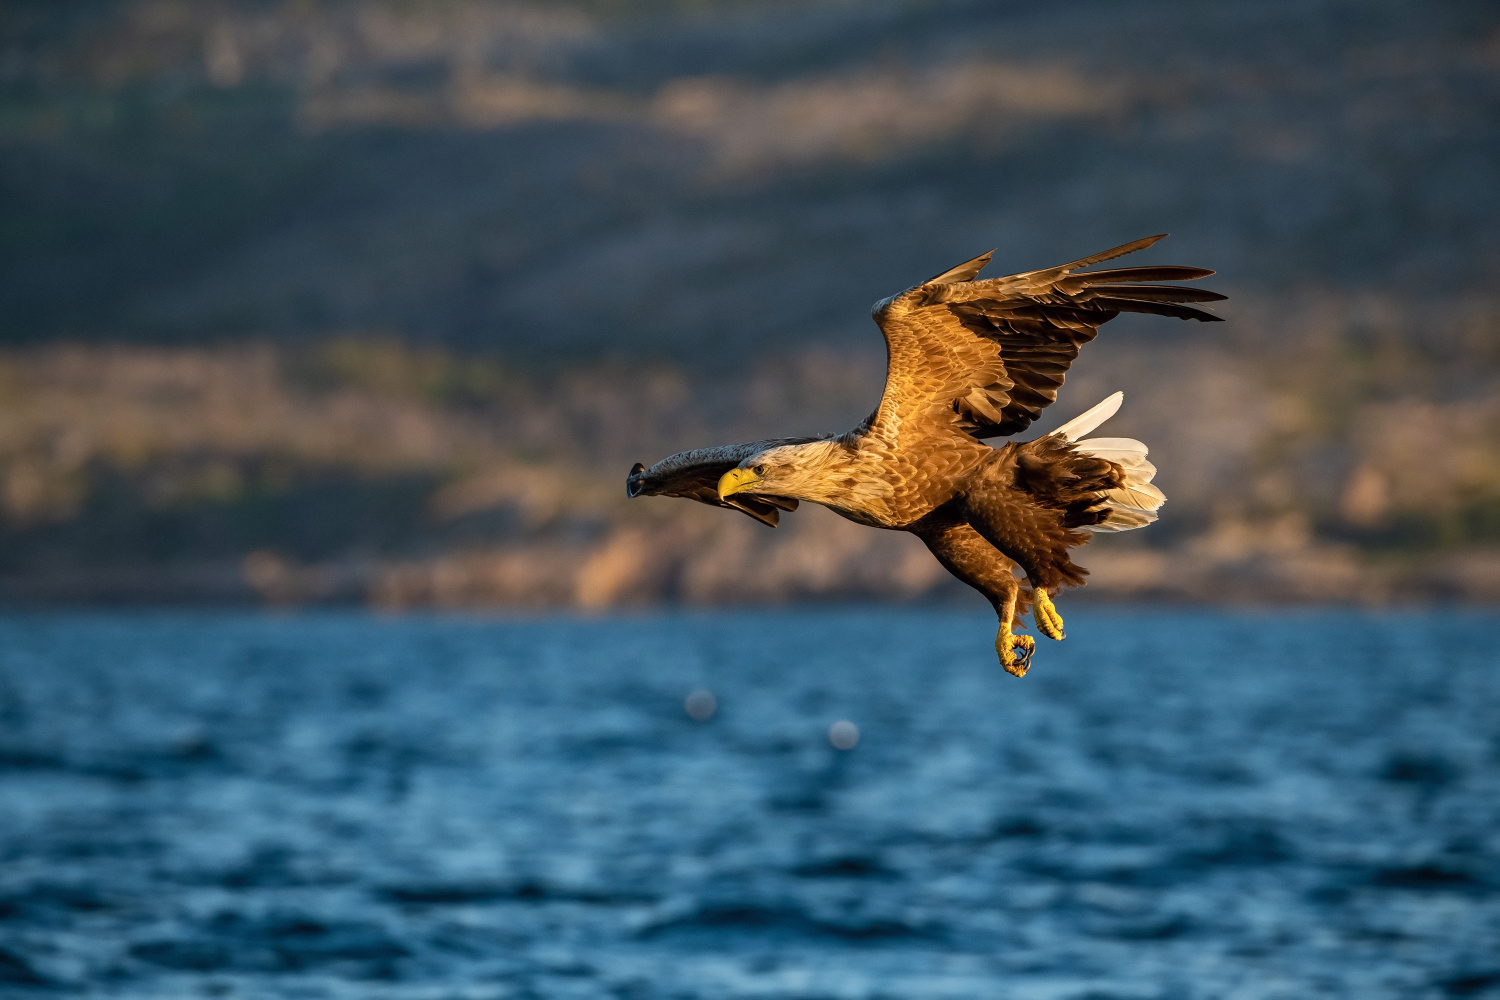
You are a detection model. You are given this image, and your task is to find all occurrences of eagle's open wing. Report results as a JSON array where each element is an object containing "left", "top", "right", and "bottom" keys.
[
  {"left": 627, "top": 437, "right": 822, "bottom": 526},
  {"left": 869, "top": 234, "right": 1224, "bottom": 444}
]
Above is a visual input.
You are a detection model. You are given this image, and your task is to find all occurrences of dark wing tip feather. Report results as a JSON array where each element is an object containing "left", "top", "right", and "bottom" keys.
[
  {"left": 1055, "top": 234, "right": 1168, "bottom": 272},
  {"left": 928, "top": 249, "right": 996, "bottom": 284},
  {"left": 1089, "top": 296, "right": 1224, "bottom": 321},
  {"left": 1076, "top": 266, "right": 1216, "bottom": 283},
  {"left": 875, "top": 235, "right": 1222, "bottom": 449},
  {"left": 1088, "top": 284, "right": 1228, "bottom": 303}
]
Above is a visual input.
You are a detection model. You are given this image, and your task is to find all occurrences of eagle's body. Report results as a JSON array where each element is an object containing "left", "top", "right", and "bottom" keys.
[{"left": 627, "top": 236, "right": 1223, "bottom": 674}]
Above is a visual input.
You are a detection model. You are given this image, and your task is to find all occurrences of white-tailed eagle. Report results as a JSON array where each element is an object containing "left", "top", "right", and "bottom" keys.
[{"left": 627, "top": 235, "right": 1223, "bottom": 674}]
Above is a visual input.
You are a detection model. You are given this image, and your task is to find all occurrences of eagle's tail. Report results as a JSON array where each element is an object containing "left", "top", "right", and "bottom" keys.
[{"left": 1058, "top": 392, "right": 1165, "bottom": 532}]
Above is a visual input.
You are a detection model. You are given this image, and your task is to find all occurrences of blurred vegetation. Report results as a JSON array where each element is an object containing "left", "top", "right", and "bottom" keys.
[
  {"left": 3, "top": 0, "right": 1496, "bottom": 351},
  {"left": 0, "top": 316, "right": 1497, "bottom": 604},
  {"left": 0, "top": 0, "right": 1496, "bottom": 603}
]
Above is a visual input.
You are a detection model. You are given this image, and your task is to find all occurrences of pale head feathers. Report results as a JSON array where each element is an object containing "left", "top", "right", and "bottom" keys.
[{"left": 738, "top": 439, "right": 891, "bottom": 508}]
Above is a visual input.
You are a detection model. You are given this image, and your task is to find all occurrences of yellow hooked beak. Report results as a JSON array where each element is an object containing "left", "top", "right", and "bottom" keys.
[{"left": 718, "top": 467, "right": 763, "bottom": 500}]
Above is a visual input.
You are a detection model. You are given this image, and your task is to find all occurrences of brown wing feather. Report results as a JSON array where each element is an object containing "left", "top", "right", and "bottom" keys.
[{"left": 870, "top": 235, "right": 1223, "bottom": 444}]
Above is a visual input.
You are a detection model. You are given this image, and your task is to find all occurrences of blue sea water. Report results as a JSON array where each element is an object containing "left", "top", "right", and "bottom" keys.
[{"left": 0, "top": 607, "right": 1497, "bottom": 999}]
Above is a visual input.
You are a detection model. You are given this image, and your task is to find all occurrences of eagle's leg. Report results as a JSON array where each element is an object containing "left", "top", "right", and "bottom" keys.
[
  {"left": 914, "top": 522, "right": 1033, "bottom": 676},
  {"left": 1032, "top": 588, "right": 1065, "bottom": 641},
  {"left": 988, "top": 576, "right": 1032, "bottom": 675},
  {"left": 959, "top": 467, "right": 1089, "bottom": 650},
  {"left": 999, "top": 611, "right": 1036, "bottom": 676}
]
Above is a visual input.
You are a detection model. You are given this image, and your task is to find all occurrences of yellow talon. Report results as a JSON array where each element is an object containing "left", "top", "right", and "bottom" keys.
[
  {"left": 1033, "top": 589, "right": 1065, "bottom": 641},
  {"left": 996, "top": 627, "right": 1035, "bottom": 677}
]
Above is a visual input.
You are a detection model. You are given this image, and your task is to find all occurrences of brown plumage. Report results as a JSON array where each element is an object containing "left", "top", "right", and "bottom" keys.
[{"left": 628, "top": 235, "right": 1223, "bottom": 674}]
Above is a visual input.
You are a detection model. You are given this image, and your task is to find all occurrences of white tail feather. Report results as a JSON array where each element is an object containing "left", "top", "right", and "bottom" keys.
[
  {"left": 1052, "top": 391, "right": 1123, "bottom": 442},
  {"left": 1088, "top": 508, "right": 1156, "bottom": 532},
  {"left": 1074, "top": 438, "right": 1156, "bottom": 482},
  {"left": 1076, "top": 436, "right": 1148, "bottom": 458},
  {"left": 1049, "top": 394, "right": 1168, "bottom": 533},
  {"left": 1102, "top": 480, "right": 1166, "bottom": 512}
]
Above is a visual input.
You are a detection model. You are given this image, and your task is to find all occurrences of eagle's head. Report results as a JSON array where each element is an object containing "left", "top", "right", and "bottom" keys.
[{"left": 718, "top": 439, "right": 876, "bottom": 510}]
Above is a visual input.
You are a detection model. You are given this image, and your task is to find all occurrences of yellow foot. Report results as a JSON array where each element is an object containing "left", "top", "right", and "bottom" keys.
[
  {"left": 995, "top": 628, "right": 1036, "bottom": 677},
  {"left": 1033, "top": 589, "right": 1065, "bottom": 641}
]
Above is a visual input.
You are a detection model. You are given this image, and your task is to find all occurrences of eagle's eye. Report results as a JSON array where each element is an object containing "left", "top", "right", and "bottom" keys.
[{"left": 754, "top": 464, "right": 766, "bottom": 476}]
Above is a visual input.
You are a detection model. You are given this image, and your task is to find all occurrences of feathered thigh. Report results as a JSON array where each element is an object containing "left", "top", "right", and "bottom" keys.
[{"left": 955, "top": 440, "right": 1126, "bottom": 593}]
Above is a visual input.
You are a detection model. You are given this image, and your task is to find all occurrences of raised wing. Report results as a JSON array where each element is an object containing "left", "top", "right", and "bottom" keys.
[
  {"left": 869, "top": 235, "right": 1224, "bottom": 443},
  {"left": 627, "top": 438, "right": 822, "bottom": 527}
]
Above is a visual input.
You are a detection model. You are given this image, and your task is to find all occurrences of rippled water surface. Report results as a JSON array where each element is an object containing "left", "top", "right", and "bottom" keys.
[{"left": 1, "top": 608, "right": 1498, "bottom": 998}]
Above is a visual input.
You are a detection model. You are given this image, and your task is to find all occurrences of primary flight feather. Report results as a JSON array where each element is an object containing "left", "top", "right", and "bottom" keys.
[{"left": 626, "top": 235, "right": 1223, "bottom": 674}]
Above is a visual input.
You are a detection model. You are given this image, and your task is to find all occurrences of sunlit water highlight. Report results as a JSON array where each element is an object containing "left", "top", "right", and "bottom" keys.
[{"left": 0, "top": 608, "right": 1497, "bottom": 998}]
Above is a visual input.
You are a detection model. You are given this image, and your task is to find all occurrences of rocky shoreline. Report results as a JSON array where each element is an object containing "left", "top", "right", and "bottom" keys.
[{"left": 5, "top": 512, "right": 1495, "bottom": 609}]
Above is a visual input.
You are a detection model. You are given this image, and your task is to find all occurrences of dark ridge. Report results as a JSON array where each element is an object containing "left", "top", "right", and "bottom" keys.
[
  {"left": 1181, "top": 827, "right": 1294, "bottom": 867},
  {"left": 988, "top": 817, "right": 1047, "bottom": 839},
  {"left": 0, "top": 748, "right": 65, "bottom": 771},
  {"left": 1371, "top": 865, "right": 1483, "bottom": 890},
  {"left": 211, "top": 846, "right": 350, "bottom": 890},
  {"left": 0, "top": 947, "right": 48, "bottom": 986},
  {"left": 765, "top": 790, "right": 827, "bottom": 813},
  {"left": 1014, "top": 853, "right": 1186, "bottom": 889},
  {"left": 0, "top": 742, "right": 220, "bottom": 782},
  {"left": 378, "top": 881, "right": 657, "bottom": 906},
  {"left": 131, "top": 940, "right": 230, "bottom": 973},
  {"left": 1440, "top": 971, "right": 1500, "bottom": 997},
  {"left": 1088, "top": 914, "right": 1195, "bottom": 941},
  {"left": 134, "top": 923, "right": 409, "bottom": 975},
  {"left": 1380, "top": 753, "right": 1458, "bottom": 788},
  {"left": 790, "top": 855, "right": 894, "bottom": 879},
  {"left": 638, "top": 902, "right": 934, "bottom": 941},
  {"left": 5, "top": 0, "right": 1496, "bottom": 351},
  {"left": 0, "top": 885, "right": 108, "bottom": 923},
  {"left": 135, "top": 915, "right": 416, "bottom": 974}
]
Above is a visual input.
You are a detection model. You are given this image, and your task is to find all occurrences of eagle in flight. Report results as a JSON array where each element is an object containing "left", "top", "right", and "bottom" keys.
[{"left": 626, "top": 235, "right": 1223, "bottom": 675}]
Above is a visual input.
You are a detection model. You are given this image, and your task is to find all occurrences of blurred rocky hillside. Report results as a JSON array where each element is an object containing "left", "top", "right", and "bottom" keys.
[
  {"left": 1, "top": 0, "right": 1497, "bottom": 606},
  {"left": 1, "top": 319, "right": 1497, "bottom": 606},
  {"left": 4, "top": 0, "right": 1497, "bottom": 355}
]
